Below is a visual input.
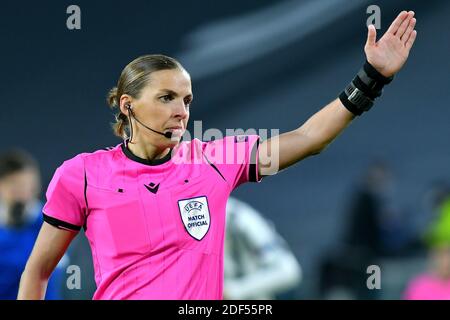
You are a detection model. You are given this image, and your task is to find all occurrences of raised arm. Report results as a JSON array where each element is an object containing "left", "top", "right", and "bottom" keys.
[
  {"left": 17, "top": 223, "right": 77, "bottom": 300},
  {"left": 259, "top": 11, "right": 417, "bottom": 176}
]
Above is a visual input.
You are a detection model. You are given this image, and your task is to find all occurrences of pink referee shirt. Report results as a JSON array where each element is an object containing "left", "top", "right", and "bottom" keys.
[{"left": 43, "top": 135, "right": 262, "bottom": 300}]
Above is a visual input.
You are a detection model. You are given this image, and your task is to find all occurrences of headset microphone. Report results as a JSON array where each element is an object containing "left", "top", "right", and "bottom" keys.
[{"left": 127, "top": 104, "right": 173, "bottom": 139}]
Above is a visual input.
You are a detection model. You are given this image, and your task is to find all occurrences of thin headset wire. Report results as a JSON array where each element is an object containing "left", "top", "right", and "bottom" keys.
[{"left": 127, "top": 105, "right": 134, "bottom": 144}]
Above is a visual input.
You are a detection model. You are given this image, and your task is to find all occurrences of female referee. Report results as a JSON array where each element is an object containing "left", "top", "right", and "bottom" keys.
[{"left": 18, "top": 11, "right": 417, "bottom": 299}]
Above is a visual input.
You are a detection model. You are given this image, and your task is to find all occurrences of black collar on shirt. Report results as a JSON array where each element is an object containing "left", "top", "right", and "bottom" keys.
[{"left": 121, "top": 140, "right": 173, "bottom": 166}]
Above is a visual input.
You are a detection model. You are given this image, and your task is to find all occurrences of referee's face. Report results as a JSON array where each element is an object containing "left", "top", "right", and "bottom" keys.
[{"left": 132, "top": 68, "right": 192, "bottom": 147}]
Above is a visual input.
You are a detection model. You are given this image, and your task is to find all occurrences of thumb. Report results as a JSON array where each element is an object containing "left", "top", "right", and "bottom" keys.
[{"left": 366, "top": 24, "right": 377, "bottom": 47}]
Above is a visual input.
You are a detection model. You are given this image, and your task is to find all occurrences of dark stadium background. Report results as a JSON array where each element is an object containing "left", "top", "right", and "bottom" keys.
[{"left": 1, "top": 0, "right": 449, "bottom": 299}]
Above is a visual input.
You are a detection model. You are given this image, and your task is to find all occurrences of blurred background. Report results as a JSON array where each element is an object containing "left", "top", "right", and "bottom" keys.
[{"left": 1, "top": 0, "right": 449, "bottom": 299}]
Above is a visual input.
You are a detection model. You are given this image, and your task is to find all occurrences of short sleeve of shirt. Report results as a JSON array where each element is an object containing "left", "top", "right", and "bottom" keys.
[
  {"left": 42, "top": 155, "right": 87, "bottom": 232},
  {"left": 202, "top": 134, "right": 263, "bottom": 190}
]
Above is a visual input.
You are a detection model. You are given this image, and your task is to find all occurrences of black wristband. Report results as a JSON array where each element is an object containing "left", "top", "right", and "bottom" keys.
[
  {"left": 339, "top": 84, "right": 374, "bottom": 116},
  {"left": 362, "top": 60, "right": 394, "bottom": 85},
  {"left": 339, "top": 61, "right": 394, "bottom": 116},
  {"left": 356, "top": 60, "right": 394, "bottom": 98}
]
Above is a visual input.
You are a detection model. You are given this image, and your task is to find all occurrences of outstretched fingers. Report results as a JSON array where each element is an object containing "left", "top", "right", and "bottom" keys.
[
  {"left": 396, "top": 11, "right": 415, "bottom": 38},
  {"left": 401, "top": 17, "right": 416, "bottom": 43},
  {"left": 405, "top": 30, "right": 418, "bottom": 51},
  {"left": 387, "top": 11, "right": 409, "bottom": 35},
  {"left": 366, "top": 24, "right": 377, "bottom": 47}
]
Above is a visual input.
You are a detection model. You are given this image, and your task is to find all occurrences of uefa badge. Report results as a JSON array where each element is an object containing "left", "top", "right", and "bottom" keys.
[{"left": 178, "top": 196, "right": 211, "bottom": 240}]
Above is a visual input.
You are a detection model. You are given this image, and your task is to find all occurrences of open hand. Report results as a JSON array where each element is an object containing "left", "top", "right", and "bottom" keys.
[{"left": 365, "top": 11, "right": 417, "bottom": 77}]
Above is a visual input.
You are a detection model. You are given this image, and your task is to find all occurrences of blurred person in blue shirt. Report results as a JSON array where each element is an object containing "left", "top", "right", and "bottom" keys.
[{"left": 0, "top": 149, "right": 63, "bottom": 299}]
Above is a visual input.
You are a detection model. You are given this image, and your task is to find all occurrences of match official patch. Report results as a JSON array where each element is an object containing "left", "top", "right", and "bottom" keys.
[{"left": 178, "top": 196, "right": 211, "bottom": 241}]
